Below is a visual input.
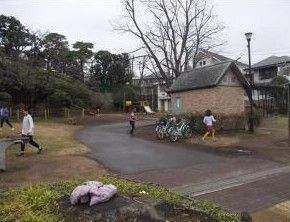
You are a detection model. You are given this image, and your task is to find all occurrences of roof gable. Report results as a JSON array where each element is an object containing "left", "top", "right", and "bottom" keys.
[
  {"left": 168, "top": 61, "right": 248, "bottom": 93},
  {"left": 197, "top": 50, "right": 248, "bottom": 68}
]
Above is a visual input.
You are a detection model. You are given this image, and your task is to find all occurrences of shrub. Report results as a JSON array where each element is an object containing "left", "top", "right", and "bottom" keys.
[
  {"left": 244, "top": 108, "right": 263, "bottom": 128},
  {"left": 0, "top": 91, "right": 12, "bottom": 104},
  {"left": 175, "top": 112, "right": 248, "bottom": 134}
]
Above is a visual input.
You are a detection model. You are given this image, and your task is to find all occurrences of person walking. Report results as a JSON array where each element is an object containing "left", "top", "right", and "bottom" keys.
[
  {"left": 129, "top": 108, "right": 137, "bottom": 135},
  {"left": 0, "top": 106, "right": 14, "bottom": 131},
  {"left": 17, "top": 106, "right": 42, "bottom": 157},
  {"left": 202, "top": 109, "right": 216, "bottom": 141}
]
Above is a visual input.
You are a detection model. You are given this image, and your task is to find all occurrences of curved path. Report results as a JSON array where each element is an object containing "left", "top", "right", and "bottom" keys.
[
  {"left": 78, "top": 121, "right": 229, "bottom": 174},
  {"left": 77, "top": 120, "right": 290, "bottom": 213}
]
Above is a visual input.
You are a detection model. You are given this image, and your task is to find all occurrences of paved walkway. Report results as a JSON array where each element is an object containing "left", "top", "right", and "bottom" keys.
[
  {"left": 197, "top": 172, "right": 290, "bottom": 213},
  {"left": 77, "top": 120, "right": 290, "bottom": 213}
]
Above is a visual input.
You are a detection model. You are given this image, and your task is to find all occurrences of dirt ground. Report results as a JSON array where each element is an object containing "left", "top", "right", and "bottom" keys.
[
  {"left": 0, "top": 114, "right": 127, "bottom": 190},
  {"left": 134, "top": 116, "right": 290, "bottom": 163},
  {"left": 59, "top": 196, "right": 219, "bottom": 222}
]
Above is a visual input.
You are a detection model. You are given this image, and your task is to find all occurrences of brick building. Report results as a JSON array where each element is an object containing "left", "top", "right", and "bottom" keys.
[{"left": 168, "top": 61, "right": 249, "bottom": 115}]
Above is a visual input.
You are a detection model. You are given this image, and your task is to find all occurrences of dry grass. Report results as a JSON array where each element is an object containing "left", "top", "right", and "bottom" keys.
[
  {"left": 0, "top": 120, "right": 106, "bottom": 188},
  {"left": 190, "top": 136, "right": 241, "bottom": 147},
  {"left": 260, "top": 116, "right": 288, "bottom": 129}
]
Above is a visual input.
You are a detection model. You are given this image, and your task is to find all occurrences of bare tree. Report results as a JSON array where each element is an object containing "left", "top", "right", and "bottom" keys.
[{"left": 119, "top": 0, "right": 224, "bottom": 86}]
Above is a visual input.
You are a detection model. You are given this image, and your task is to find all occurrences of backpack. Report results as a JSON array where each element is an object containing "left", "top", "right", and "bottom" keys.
[{"left": 2, "top": 108, "right": 9, "bottom": 117}]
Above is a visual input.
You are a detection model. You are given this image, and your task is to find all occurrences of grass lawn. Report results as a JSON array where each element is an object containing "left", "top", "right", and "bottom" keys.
[
  {"left": 260, "top": 116, "right": 288, "bottom": 129},
  {"left": 0, "top": 176, "right": 241, "bottom": 222}
]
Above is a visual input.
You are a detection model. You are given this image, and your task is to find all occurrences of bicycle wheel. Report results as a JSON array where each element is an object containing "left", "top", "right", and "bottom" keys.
[
  {"left": 156, "top": 127, "right": 165, "bottom": 140},
  {"left": 169, "top": 129, "right": 178, "bottom": 142},
  {"left": 183, "top": 125, "right": 192, "bottom": 138}
]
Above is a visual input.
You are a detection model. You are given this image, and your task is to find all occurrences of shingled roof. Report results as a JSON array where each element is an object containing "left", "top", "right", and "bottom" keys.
[
  {"left": 168, "top": 61, "right": 248, "bottom": 93},
  {"left": 252, "top": 56, "right": 290, "bottom": 69}
]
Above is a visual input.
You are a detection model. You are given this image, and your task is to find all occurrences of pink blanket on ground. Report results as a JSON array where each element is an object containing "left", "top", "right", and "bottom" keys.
[{"left": 70, "top": 181, "right": 117, "bottom": 206}]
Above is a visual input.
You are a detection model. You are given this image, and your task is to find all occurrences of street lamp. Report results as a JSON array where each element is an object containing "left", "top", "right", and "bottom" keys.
[
  {"left": 123, "top": 82, "right": 130, "bottom": 112},
  {"left": 245, "top": 32, "right": 254, "bottom": 133}
]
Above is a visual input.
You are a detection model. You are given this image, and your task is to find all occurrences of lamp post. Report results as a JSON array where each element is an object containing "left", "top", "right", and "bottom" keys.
[
  {"left": 245, "top": 32, "right": 254, "bottom": 133},
  {"left": 288, "top": 83, "right": 290, "bottom": 144},
  {"left": 123, "top": 82, "right": 130, "bottom": 112}
]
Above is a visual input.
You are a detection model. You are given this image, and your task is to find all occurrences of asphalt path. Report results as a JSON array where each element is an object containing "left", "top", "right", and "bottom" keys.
[
  {"left": 77, "top": 120, "right": 226, "bottom": 174},
  {"left": 77, "top": 120, "right": 290, "bottom": 213},
  {"left": 76, "top": 120, "right": 281, "bottom": 178}
]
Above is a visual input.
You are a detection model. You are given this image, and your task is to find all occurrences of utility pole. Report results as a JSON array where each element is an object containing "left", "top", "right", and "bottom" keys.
[
  {"left": 288, "top": 83, "right": 290, "bottom": 144},
  {"left": 245, "top": 32, "right": 254, "bottom": 133}
]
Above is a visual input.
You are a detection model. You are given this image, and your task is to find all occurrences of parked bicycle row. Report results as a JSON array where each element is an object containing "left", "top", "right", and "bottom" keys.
[{"left": 155, "top": 115, "right": 193, "bottom": 142}]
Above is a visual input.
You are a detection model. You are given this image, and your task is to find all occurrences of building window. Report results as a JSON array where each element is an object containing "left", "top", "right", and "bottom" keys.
[
  {"left": 203, "top": 61, "right": 206, "bottom": 65},
  {"left": 175, "top": 97, "right": 181, "bottom": 112},
  {"left": 199, "top": 61, "right": 203, "bottom": 66},
  {"left": 259, "top": 67, "right": 277, "bottom": 80},
  {"left": 176, "top": 98, "right": 180, "bottom": 108}
]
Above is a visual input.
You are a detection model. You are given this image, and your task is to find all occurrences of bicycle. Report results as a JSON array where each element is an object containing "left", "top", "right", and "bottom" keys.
[
  {"left": 169, "top": 119, "right": 193, "bottom": 142},
  {"left": 155, "top": 117, "right": 176, "bottom": 140}
]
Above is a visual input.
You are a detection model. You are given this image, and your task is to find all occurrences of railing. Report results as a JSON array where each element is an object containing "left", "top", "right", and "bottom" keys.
[{"left": 8, "top": 107, "right": 100, "bottom": 121}]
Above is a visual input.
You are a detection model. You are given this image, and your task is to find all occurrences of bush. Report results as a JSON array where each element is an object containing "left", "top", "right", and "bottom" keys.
[
  {"left": 91, "top": 92, "right": 113, "bottom": 110},
  {"left": 0, "top": 91, "right": 12, "bottom": 104},
  {"left": 47, "top": 73, "right": 92, "bottom": 108},
  {"left": 112, "top": 85, "right": 140, "bottom": 111},
  {"left": 245, "top": 109, "right": 263, "bottom": 128},
  {"left": 175, "top": 112, "right": 248, "bottom": 134}
]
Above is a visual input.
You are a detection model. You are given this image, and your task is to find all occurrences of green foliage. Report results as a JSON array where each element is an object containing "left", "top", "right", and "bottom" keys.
[
  {"left": 89, "top": 50, "right": 133, "bottom": 92},
  {"left": 0, "top": 184, "right": 63, "bottom": 222},
  {"left": 0, "top": 91, "right": 12, "bottom": 102},
  {"left": 112, "top": 84, "right": 140, "bottom": 110},
  {"left": 47, "top": 73, "right": 92, "bottom": 108},
  {"left": 0, "top": 176, "right": 240, "bottom": 222},
  {"left": 272, "top": 75, "right": 289, "bottom": 85},
  {"left": 43, "top": 33, "right": 70, "bottom": 73},
  {"left": 0, "top": 14, "right": 32, "bottom": 58},
  {"left": 0, "top": 14, "right": 134, "bottom": 109},
  {"left": 0, "top": 60, "right": 52, "bottom": 106},
  {"left": 69, "top": 41, "right": 94, "bottom": 81}
]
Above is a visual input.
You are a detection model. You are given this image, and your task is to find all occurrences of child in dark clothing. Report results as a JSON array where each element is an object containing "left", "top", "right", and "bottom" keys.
[
  {"left": 129, "top": 108, "right": 137, "bottom": 135},
  {"left": 0, "top": 106, "right": 14, "bottom": 131}
]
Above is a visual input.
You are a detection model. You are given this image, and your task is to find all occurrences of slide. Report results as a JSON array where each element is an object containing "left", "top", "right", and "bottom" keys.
[{"left": 143, "top": 106, "right": 155, "bottom": 114}]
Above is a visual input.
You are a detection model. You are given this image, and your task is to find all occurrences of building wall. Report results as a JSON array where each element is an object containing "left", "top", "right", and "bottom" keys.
[
  {"left": 171, "top": 86, "right": 245, "bottom": 115},
  {"left": 157, "top": 85, "right": 171, "bottom": 112},
  {"left": 171, "top": 69, "right": 245, "bottom": 115},
  {"left": 195, "top": 57, "right": 216, "bottom": 68}
]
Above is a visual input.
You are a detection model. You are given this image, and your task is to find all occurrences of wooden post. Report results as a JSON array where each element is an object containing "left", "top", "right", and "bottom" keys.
[
  {"left": 68, "top": 109, "right": 70, "bottom": 118},
  {"left": 16, "top": 109, "right": 20, "bottom": 121},
  {"left": 9, "top": 108, "right": 12, "bottom": 118},
  {"left": 81, "top": 109, "right": 85, "bottom": 119},
  {"left": 44, "top": 109, "right": 47, "bottom": 120}
]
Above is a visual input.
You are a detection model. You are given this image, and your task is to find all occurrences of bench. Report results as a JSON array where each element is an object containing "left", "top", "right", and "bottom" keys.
[{"left": 0, "top": 137, "right": 29, "bottom": 171}]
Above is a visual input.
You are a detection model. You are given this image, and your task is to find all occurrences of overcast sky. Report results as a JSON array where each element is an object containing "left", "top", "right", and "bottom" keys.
[{"left": 0, "top": 0, "right": 289, "bottom": 63}]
